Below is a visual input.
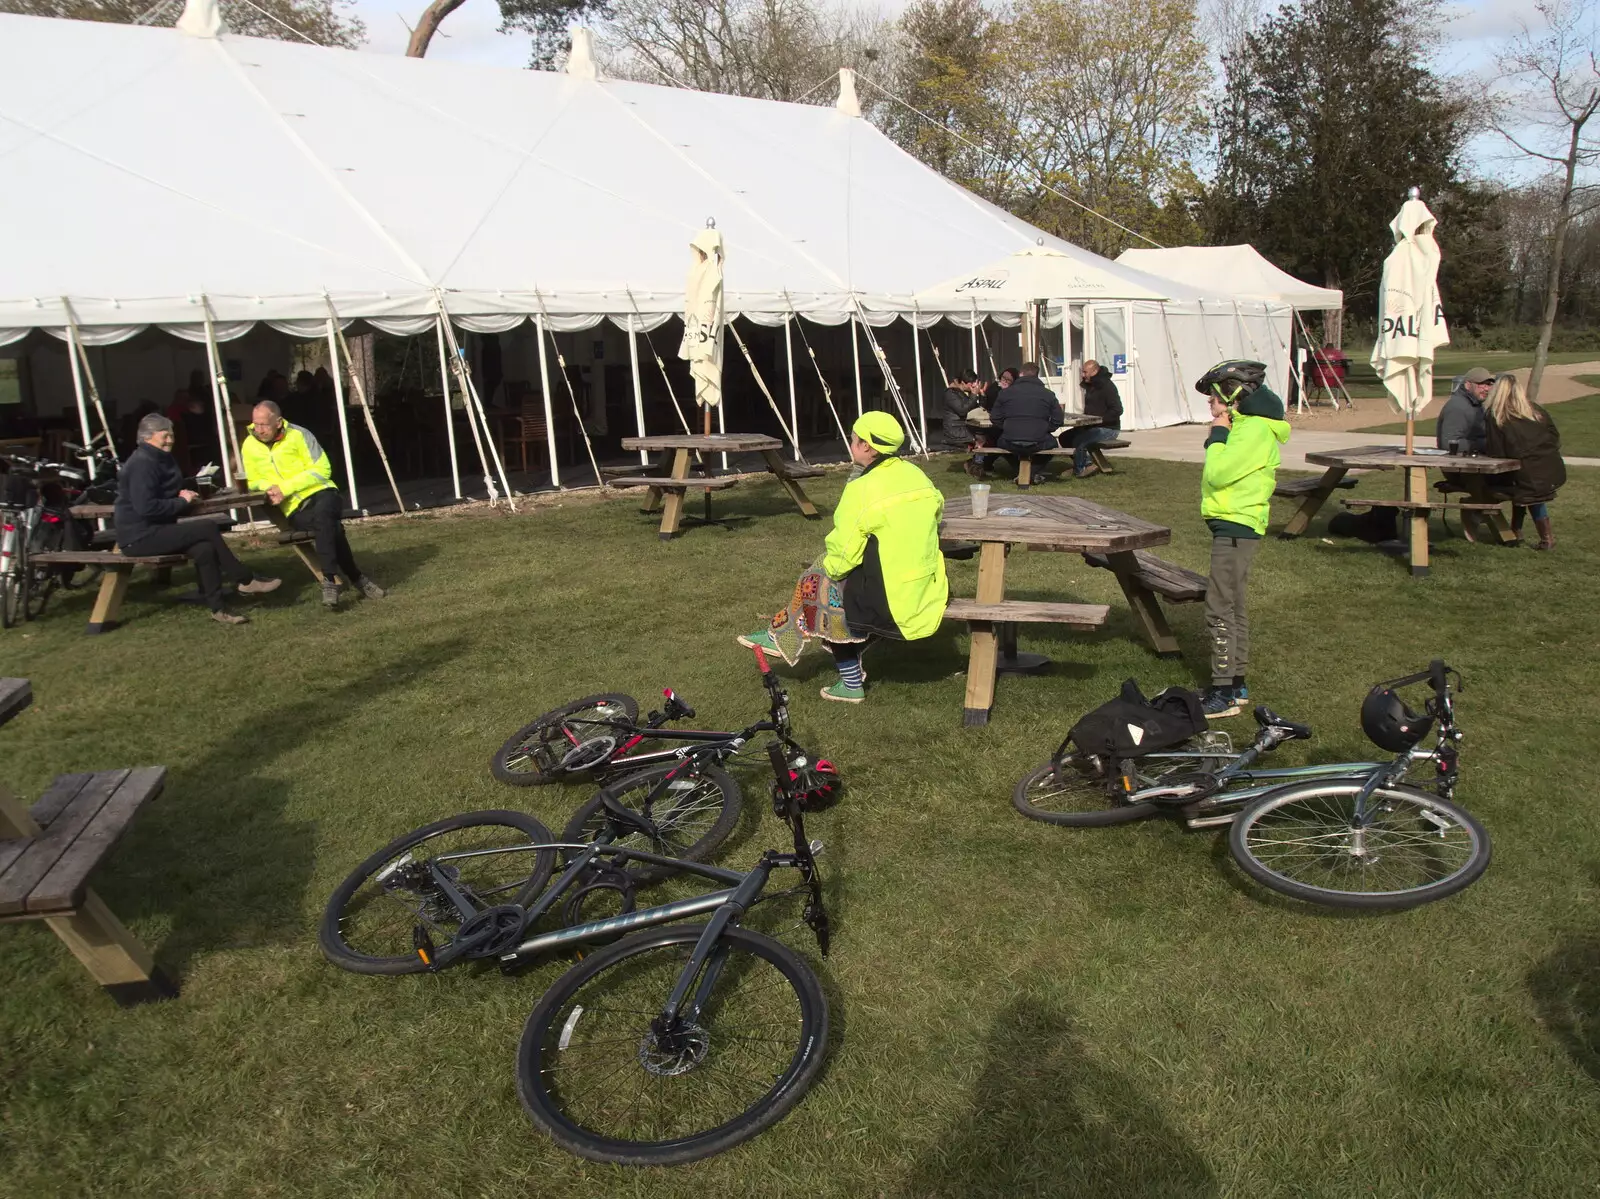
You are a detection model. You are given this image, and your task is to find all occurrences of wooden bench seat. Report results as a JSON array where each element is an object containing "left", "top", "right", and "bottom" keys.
[
  {"left": 606, "top": 476, "right": 740, "bottom": 491},
  {"left": 945, "top": 599, "right": 1109, "bottom": 627},
  {"left": 1275, "top": 475, "right": 1358, "bottom": 498},
  {"left": 1341, "top": 499, "right": 1506, "bottom": 512},
  {"left": 31, "top": 550, "right": 189, "bottom": 634},
  {"left": 0, "top": 680, "right": 177, "bottom": 1006},
  {"left": 1082, "top": 549, "right": 1208, "bottom": 602},
  {"left": 1088, "top": 439, "right": 1128, "bottom": 475}
]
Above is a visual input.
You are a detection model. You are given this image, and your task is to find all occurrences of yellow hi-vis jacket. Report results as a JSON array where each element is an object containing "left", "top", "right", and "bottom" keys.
[
  {"left": 822, "top": 455, "right": 948, "bottom": 640},
  {"left": 241, "top": 422, "right": 336, "bottom": 516}
]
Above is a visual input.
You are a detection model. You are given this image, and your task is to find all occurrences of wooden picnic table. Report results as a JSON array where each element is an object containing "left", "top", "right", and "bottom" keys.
[
  {"left": 1284, "top": 445, "right": 1518, "bottom": 578},
  {"left": 69, "top": 490, "right": 269, "bottom": 521},
  {"left": 941, "top": 494, "right": 1172, "bottom": 726},
  {"left": 617, "top": 433, "right": 820, "bottom": 540},
  {"left": 968, "top": 415, "right": 1104, "bottom": 487}
]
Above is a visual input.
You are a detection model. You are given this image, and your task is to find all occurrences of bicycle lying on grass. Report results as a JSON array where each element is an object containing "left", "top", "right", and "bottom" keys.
[
  {"left": 1014, "top": 661, "right": 1490, "bottom": 910},
  {"left": 321, "top": 649, "right": 836, "bottom": 1166}
]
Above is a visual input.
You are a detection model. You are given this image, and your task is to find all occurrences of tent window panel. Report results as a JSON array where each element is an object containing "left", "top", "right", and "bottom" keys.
[
  {"left": 0, "top": 359, "right": 20, "bottom": 406},
  {"left": 1090, "top": 306, "right": 1129, "bottom": 374}
]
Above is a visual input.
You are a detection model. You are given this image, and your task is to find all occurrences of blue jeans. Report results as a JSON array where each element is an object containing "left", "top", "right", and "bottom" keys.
[{"left": 1068, "top": 425, "right": 1120, "bottom": 473}]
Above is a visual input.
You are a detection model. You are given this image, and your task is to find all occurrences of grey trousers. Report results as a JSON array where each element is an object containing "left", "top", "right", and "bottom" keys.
[{"left": 1206, "top": 535, "right": 1261, "bottom": 686}]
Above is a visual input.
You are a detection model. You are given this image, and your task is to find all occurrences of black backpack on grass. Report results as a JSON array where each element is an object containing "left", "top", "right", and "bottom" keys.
[{"left": 1066, "top": 679, "right": 1205, "bottom": 758}]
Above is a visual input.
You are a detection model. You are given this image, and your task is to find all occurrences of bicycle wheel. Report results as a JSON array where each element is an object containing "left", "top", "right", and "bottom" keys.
[
  {"left": 319, "top": 810, "right": 557, "bottom": 975},
  {"left": 517, "top": 923, "right": 828, "bottom": 1166},
  {"left": 0, "top": 574, "right": 21, "bottom": 629},
  {"left": 22, "top": 566, "right": 53, "bottom": 621},
  {"left": 1229, "top": 780, "right": 1490, "bottom": 910},
  {"left": 1013, "top": 753, "right": 1212, "bottom": 827},
  {"left": 562, "top": 761, "right": 742, "bottom": 884},
  {"left": 491, "top": 693, "right": 640, "bottom": 786}
]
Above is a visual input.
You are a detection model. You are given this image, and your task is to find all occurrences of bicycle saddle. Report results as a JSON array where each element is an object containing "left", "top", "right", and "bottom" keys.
[
  {"left": 1254, "top": 706, "right": 1312, "bottom": 740},
  {"left": 599, "top": 787, "right": 659, "bottom": 838}
]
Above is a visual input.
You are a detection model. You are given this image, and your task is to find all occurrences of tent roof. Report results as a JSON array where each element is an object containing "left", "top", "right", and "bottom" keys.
[
  {"left": 911, "top": 243, "right": 1186, "bottom": 308},
  {"left": 1, "top": 11, "right": 1121, "bottom": 336},
  {"left": 1116, "top": 245, "right": 1343, "bottom": 310}
]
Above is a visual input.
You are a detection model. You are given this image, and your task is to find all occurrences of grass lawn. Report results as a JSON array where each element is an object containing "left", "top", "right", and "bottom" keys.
[
  {"left": 1355, "top": 375, "right": 1600, "bottom": 457},
  {"left": 1332, "top": 350, "right": 1600, "bottom": 402},
  {"left": 3, "top": 460, "right": 1599, "bottom": 1197}
]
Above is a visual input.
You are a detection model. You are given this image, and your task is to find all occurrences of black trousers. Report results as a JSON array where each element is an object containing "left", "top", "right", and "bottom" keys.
[
  {"left": 824, "top": 636, "right": 875, "bottom": 662},
  {"left": 122, "top": 521, "right": 251, "bottom": 611},
  {"left": 290, "top": 489, "right": 361, "bottom": 583}
]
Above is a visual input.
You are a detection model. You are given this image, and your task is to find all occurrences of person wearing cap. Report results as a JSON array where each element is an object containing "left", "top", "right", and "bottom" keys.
[
  {"left": 1437, "top": 366, "right": 1494, "bottom": 457},
  {"left": 738, "top": 411, "right": 948, "bottom": 703}
]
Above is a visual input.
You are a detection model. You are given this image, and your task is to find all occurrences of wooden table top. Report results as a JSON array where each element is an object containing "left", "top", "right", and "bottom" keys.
[
  {"left": 70, "top": 491, "right": 269, "bottom": 520},
  {"left": 1304, "top": 445, "right": 1517, "bottom": 474},
  {"left": 967, "top": 413, "right": 1100, "bottom": 431},
  {"left": 942, "top": 493, "right": 1171, "bottom": 552},
  {"left": 621, "top": 433, "right": 782, "bottom": 453}
]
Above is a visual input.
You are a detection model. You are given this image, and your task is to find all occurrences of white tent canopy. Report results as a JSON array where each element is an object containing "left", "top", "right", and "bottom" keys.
[
  {"left": 1116, "top": 245, "right": 1343, "bottom": 311},
  {"left": 912, "top": 244, "right": 1176, "bottom": 312},
  {"left": 2, "top": 7, "right": 1141, "bottom": 342}
]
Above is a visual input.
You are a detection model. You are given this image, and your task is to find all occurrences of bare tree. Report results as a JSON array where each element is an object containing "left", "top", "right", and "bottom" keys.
[
  {"left": 0, "top": 0, "right": 364, "bottom": 44},
  {"left": 1489, "top": 0, "right": 1600, "bottom": 401}
]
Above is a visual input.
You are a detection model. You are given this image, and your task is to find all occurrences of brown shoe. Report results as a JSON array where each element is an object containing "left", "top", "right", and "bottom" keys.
[
  {"left": 236, "top": 576, "right": 282, "bottom": 596},
  {"left": 211, "top": 608, "right": 249, "bottom": 626}
]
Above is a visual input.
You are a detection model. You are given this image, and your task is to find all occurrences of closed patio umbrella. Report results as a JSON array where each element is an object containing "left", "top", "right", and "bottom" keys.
[
  {"left": 1371, "top": 194, "right": 1449, "bottom": 452},
  {"left": 679, "top": 226, "right": 725, "bottom": 434}
]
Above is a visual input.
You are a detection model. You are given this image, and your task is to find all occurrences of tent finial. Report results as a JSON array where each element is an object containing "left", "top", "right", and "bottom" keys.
[
  {"left": 836, "top": 68, "right": 862, "bottom": 118},
  {"left": 1407, "top": 185, "right": 1422, "bottom": 200},
  {"left": 566, "top": 27, "right": 600, "bottom": 80},
  {"left": 175, "top": 0, "right": 225, "bottom": 38}
]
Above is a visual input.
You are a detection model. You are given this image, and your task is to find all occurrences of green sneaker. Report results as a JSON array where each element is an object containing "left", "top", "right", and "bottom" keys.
[
  {"left": 736, "top": 628, "right": 782, "bottom": 652},
  {"left": 820, "top": 681, "right": 866, "bottom": 704}
]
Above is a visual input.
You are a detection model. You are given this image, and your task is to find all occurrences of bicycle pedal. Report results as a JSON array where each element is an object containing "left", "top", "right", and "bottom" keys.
[{"left": 412, "top": 925, "right": 436, "bottom": 970}]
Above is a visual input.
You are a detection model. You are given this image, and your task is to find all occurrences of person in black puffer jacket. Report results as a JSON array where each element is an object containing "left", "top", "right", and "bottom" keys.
[
  {"left": 115, "top": 414, "right": 280, "bottom": 624},
  {"left": 979, "top": 362, "right": 1061, "bottom": 476},
  {"left": 941, "top": 369, "right": 982, "bottom": 451},
  {"left": 1066, "top": 359, "right": 1124, "bottom": 477}
]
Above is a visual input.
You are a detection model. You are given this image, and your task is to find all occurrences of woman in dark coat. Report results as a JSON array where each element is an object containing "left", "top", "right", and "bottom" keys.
[{"left": 1484, "top": 372, "right": 1565, "bottom": 551}]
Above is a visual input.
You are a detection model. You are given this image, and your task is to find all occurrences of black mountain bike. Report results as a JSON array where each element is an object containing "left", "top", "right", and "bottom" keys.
[{"left": 321, "top": 652, "right": 836, "bottom": 1166}]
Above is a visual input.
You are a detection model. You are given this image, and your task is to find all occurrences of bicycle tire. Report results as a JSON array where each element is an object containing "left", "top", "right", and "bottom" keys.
[
  {"left": 491, "top": 693, "right": 640, "bottom": 786},
  {"left": 0, "top": 575, "right": 20, "bottom": 629},
  {"left": 319, "top": 810, "right": 556, "bottom": 975},
  {"left": 517, "top": 923, "right": 828, "bottom": 1166},
  {"left": 22, "top": 567, "right": 53, "bottom": 621},
  {"left": 1228, "top": 779, "right": 1490, "bottom": 910},
  {"left": 1012, "top": 753, "right": 1216, "bottom": 827},
  {"left": 562, "top": 761, "right": 742, "bottom": 884}
]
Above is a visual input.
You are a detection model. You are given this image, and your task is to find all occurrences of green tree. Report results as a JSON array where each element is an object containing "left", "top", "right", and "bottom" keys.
[
  {"left": 0, "top": 0, "right": 365, "bottom": 47},
  {"left": 1204, "top": 0, "right": 1493, "bottom": 335}
]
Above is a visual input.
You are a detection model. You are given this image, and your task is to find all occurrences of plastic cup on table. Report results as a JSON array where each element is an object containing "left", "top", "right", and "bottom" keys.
[{"left": 970, "top": 483, "right": 991, "bottom": 518}]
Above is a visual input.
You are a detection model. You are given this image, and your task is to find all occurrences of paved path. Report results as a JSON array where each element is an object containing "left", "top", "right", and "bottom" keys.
[{"left": 1114, "top": 425, "right": 1600, "bottom": 470}]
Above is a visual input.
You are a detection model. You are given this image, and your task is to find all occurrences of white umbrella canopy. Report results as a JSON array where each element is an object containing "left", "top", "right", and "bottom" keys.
[
  {"left": 1371, "top": 197, "right": 1450, "bottom": 438},
  {"left": 912, "top": 243, "right": 1173, "bottom": 311},
  {"left": 679, "top": 228, "right": 726, "bottom": 427}
]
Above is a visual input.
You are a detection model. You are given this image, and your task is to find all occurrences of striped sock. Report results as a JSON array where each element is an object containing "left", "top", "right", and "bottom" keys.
[{"left": 836, "top": 659, "right": 864, "bottom": 690}]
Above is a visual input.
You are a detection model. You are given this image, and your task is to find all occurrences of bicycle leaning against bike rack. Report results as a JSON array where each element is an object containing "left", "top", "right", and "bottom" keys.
[
  {"left": 319, "top": 648, "right": 838, "bottom": 1166},
  {"left": 1013, "top": 660, "right": 1490, "bottom": 910}
]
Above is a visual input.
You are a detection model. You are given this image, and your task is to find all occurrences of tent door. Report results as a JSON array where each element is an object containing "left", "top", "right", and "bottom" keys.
[{"left": 1085, "top": 304, "right": 1132, "bottom": 380}]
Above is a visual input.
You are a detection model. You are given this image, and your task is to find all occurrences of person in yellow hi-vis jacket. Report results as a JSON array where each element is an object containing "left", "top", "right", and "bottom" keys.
[
  {"left": 739, "top": 411, "right": 948, "bottom": 703},
  {"left": 241, "top": 401, "right": 386, "bottom": 609}
]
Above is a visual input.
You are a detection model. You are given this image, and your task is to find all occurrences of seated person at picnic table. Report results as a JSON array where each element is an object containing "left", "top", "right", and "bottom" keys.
[
  {"left": 241, "top": 401, "right": 386, "bottom": 609},
  {"left": 739, "top": 412, "right": 948, "bottom": 704},
  {"left": 1484, "top": 372, "right": 1565, "bottom": 552},
  {"left": 941, "top": 369, "right": 984, "bottom": 452},
  {"left": 972, "top": 361, "right": 1062, "bottom": 477},
  {"left": 1065, "top": 359, "right": 1124, "bottom": 478},
  {"left": 114, "top": 414, "right": 280, "bottom": 626}
]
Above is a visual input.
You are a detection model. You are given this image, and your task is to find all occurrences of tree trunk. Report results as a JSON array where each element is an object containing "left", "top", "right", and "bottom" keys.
[
  {"left": 1323, "top": 264, "right": 1343, "bottom": 349},
  {"left": 407, "top": 0, "right": 469, "bottom": 57},
  {"left": 1530, "top": 109, "right": 1592, "bottom": 405}
]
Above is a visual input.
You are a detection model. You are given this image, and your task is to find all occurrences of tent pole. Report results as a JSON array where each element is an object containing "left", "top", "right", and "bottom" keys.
[
  {"left": 323, "top": 318, "right": 359, "bottom": 509},
  {"left": 851, "top": 299, "right": 925, "bottom": 456},
  {"left": 445, "top": 324, "right": 494, "bottom": 499},
  {"left": 626, "top": 291, "right": 692, "bottom": 435},
  {"left": 197, "top": 302, "right": 242, "bottom": 492},
  {"left": 784, "top": 293, "right": 850, "bottom": 453},
  {"left": 325, "top": 299, "right": 407, "bottom": 516},
  {"left": 60, "top": 301, "right": 117, "bottom": 470},
  {"left": 432, "top": 297, "right": 516, "bottom": 509},
  {"left": 911, "top": 314, "right": 926, "bottom": 452},
  {"left": 534, "top": 315, "right": 561, "bottom": 489},
  {"left": 850, "top": 312, "right": 863, "bottom": 417},
  {"left": 434, "top": 318, "right": 462, "bottom": 500},
  {"left": 61, "top": 322, "right": 96, "bottom": 476},
  {"left": 627, "top": 322, "right": 649, "bottom": 466},
  {"left": 728, "top": 321, "right": 800, "bottom": 455},
  {"left": 534, "top": 294, "right": 605, "bottom": 487},
  {"left": 784, "top": 318, "right": 799, "bottom": 462},
  {"left": 969, "top": 311, "right": 978, "bottom": 373}
]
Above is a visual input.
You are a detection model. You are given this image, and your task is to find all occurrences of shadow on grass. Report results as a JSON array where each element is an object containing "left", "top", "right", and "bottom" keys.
[
  {"left": 243, "top": 541, "right": 441, "bottom": 608},
  {"left": 1529, "top": 930, "right": 1600, "bottom": 1085},
  {"left": 103, "top": 636, "right": 468, "bottom": 978},
  {"left": 898, "top": 994, "right": 1217, "bottom": 1198}
]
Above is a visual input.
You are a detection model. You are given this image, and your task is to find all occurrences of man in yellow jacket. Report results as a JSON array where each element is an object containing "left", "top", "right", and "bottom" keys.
[
  {"left": 242, "top": 401, "right": 385, "bottom": 608},
  {"left": 740, "top": 411, "right": 947, "bottom": 703}
]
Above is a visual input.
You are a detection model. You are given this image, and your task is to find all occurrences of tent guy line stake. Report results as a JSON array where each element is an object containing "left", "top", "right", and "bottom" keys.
[
  {"left": 533, "top": 292, "right": 605, "bottom": 487},
  {"left": 324, "top": 296, "right": 409, "bottom": 516}
]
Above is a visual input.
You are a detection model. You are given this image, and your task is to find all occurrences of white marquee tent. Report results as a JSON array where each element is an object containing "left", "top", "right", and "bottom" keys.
[{"left": 1116, "top": 246, "right": 1343, "bottom": 311}]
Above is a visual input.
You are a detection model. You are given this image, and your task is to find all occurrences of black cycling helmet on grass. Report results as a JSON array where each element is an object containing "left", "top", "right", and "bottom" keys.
[
  {"left": 1195, "top": 360, "right": 1267, "bottom": 404},
  {"left": 1360, "top": 685, "right": 1436, "bottom": 754}
]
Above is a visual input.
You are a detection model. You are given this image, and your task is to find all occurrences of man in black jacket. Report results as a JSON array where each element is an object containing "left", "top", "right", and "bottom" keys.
[
  {"left": 941, "top": 369, "right": 982, "bottom": 451},
  {"left": 1067, "top": 359, "right": 1124, "bottom": 477},
  {"left": 115, "top": 414, "right": 279, "bottom": 625},
  {"left": 981, "top": 362, "right": 1061, "bottom": 476}
]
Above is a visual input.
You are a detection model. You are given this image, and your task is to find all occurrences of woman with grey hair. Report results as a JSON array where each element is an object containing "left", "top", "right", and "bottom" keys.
[{"left": 113, "top": 413, "right": 280, "bottom": 624}]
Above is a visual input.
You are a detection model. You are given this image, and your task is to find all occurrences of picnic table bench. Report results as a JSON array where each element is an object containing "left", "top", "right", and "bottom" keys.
[
  {"left": 0, "top": 678, "right": 176, "bottom": 1006},
  {"left": 1273, "top": 474, "right": 1358, "bottom": 500},
  {"left": 619, "top": 434, "right": 820, "bottom": 540},
  {"left": 968, "top": 417, "right": 1125, "bottom": 487},
  {"left": 30, "top": 549, "right": 188, "bottom": 634}
]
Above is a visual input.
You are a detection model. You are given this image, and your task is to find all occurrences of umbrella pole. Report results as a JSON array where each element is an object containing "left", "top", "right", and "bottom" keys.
[{"left": 1406, "top": 415, "right": 1415, "bottom": 457}]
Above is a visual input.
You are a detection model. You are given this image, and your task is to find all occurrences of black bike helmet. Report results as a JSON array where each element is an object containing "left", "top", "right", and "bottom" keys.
[
  {"left": 1194, "top": 360, "right": 1267, "bottom": 403},
  {"left": 784, "top": 756, "right": 842, "bottom": 812},
  {"left": 1360, "top": 685, "right": 1435, "bottom": 754}
]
